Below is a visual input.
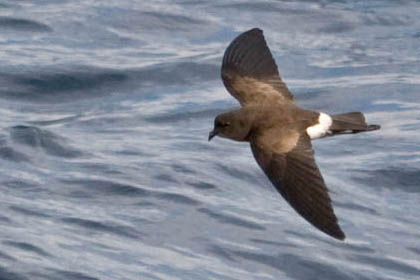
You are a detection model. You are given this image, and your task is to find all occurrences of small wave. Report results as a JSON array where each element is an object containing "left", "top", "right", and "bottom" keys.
[
  {"left": 0, "top": 135, "right": 28, "bottom": 162},
  {"left": 214, "top": 162, "right": 262, "bottom": 186},
  {"left": 349, "top": 254, "right": 420, "bottom": 277},
  {"left": 0, "top": 17, "right": 51, "bottom": 32},
  {"left": 61, "top": 217, "right": 141, "bottom": 239},
  {"left": 10, "top": 125, "right": 83, "bottom": 158},
  {"left": 47, "top": 269, "right": 99, "bottom": 280},
  {"left": 3, "top": 180, "right": 39, "bottom": 191},
  {"left": 144, "top": 108, "right": 223, "bottom": 124},
  {"left": 1, "top": 62, "right": 218, "bottom": 102},
  {"left": 318, "top": 21, "right": 356, "bottom": 34},
  {"left": 249, "top": 238, "right": 298, "bottom": 249},
  {"left": 352, "top": 167, "right": 420, "bottom": 193},
  {"left": 187, "top": 180, "right": 217, "bottom": 190},
  {"left": 155, "top": 192, "right": 200, "bottom": 206},
  {"left": 408, "top": 247, "right": 420, "bottom": 256},
  {"left": 231, "top": 250, "right": 356, "bottom": 280},
  {"left": 0, "top": 250, "right": 15, "bottom": 261},
  {"left": 28, "top": 115, "right": 80, "bottom": 126},
  {"left": 207, "top": 244, "right": 236, "bottom": 262},
  {"left": 0, "top": 215, "right": 11, "bottom": 224},
  {"left": 334, "top": 201, "right": 379, "bottom": 216},
  {"left": 102, "top": 9, "right": 215, "bottom": 37},
  {"left": 3, "top": 241, "right": 51, "bottom": 257},
  {"left": 0, "top": 68, "right": 127, "bottom": 102},
  {"left": 289, "top": 73, "right": 420, "bottom": 89},
  {"left": 15, "top": 70, "right": 127, "bottom": 101},
  {"left": 171, "top": 163, "right": 196, "bottom": 175},
  {"left": 9, "top": 206, "right": 51, "bottom": 218},
  {"left": 139, "top": 11, "right": 208, "bottom": 33},
  {"left": 0, "top": 267, "right": 27, "bottom": 280},
  {"left": 127, "top": 62, "right": 219, "bottom": 89},
  {"left": 363, "top": 14, "right": 410, "bottom": 27},
  {"left": 197, "top": 208, "right": 265, "bottom": 231},
  {"left": 0, "top": 146, "right": 29, "bottom": 162},
  {"left": 217, "top": 2, "right": 312, "bottom": 14},
  {"left": 153, "top": 173, "right": 178, "bottom": 184},
  {"left": 60, "top": 179, "right": 153, "bottom": 197}
]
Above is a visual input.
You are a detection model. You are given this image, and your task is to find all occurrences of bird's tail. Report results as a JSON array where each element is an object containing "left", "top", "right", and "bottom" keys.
[{"left": 329, "top": 112, "right": 380, "bottom": 136}]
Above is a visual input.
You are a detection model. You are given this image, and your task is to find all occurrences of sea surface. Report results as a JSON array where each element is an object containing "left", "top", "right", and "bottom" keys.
[{"left": 0, "top": 1, "right": 419, "bottom": 279}]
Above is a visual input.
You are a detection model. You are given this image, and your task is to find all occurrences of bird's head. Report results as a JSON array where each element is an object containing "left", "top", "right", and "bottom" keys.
[{"left": 208, "top": 109, "right": 253, "bottom": 142}]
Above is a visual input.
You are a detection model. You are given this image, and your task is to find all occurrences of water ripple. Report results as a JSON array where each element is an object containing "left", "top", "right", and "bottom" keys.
[
  {"left": 46, "top": 269, "right": 99, "bottom": 280},
  {"left": 0, "top": 146, "right": 29, "bottom": 162},
  {"left": 0, "top": 250, "right": 15, "bottom": 261},
  {"left": 9, "top": 205, "right": 51, "bottom": 218},
  {"left": 0, "top": 267, "right": 28, "bottom": 280},
  {"left": 197, "top": 208, "right": 265, "bottom": 231},
  {"left": 0, "top": 62, "right": 218, "bottom": 102},
  {"left": 61, "top": 217, "right": 142, "bottom": 239},
  {"left": 155, "top": 192, "right": 201, "bottom": 206},
  {"left": 349, "top": 254, "right": 420, "bottom": 277},
  {"left": 230, "top": 250, "right": 371, "bottom": 280},
  {"left": 0, "top": 17, "right": 51, "bottom": 32},
  {"left": 60, "top": 179, "right": 153, "bottom": 197},
  {"left": 3, "top": 241, "right": 51, "bottom": 257},
  {"left": 10, "top": 125, "right": 83, "bottom": 158},
  {"left": 353, "top": 167, "right": 420, "bottom": 193}
]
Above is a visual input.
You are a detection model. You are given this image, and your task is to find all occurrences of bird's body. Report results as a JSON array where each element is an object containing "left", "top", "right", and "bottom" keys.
[{"left": 209, "top": 28, "right": 380, "bottom": 240}]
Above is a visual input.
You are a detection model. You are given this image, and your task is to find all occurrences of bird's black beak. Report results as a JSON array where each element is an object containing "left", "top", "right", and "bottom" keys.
[{"left": 208, "top": 129, "right": 218, "bottom": 141}]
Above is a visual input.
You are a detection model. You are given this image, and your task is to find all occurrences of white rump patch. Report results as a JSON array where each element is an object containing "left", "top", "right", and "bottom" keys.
[{"left": 306, "top": 112, "right": 332, "bottom": 139}]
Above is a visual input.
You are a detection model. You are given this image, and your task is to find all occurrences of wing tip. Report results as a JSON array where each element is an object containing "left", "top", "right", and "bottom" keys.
[
  {"left": 222, "top": 27, "right": 279, "bottom": 79},
  {"left": 322, "top": 224, "right": 346, "bottom": 241},
  {"left": 331, "top": 229, "right": 346, "bottom": 241},
  {"left": 367, "top": 124, "right": 381, "bottom": 131},
  {"left": 244, "top": 27, "right": 263, "bottom": 35}
]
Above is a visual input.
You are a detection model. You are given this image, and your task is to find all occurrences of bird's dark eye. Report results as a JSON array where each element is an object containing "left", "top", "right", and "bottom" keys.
[
  {"left": 219, "top": 121, "right": 230, "bottom": 127},
  {"left": 215, "top": 118, "right": 231, "bottom": 128}
]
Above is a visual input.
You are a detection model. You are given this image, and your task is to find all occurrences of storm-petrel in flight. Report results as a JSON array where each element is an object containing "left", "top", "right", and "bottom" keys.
[{"left": 208, "top": 28, "right": 380, "bottom": 240}]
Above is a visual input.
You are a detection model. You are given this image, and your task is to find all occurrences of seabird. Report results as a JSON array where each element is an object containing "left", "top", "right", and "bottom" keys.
[{"left": 208, "top": 28, "right": 380, "bottom": 240}]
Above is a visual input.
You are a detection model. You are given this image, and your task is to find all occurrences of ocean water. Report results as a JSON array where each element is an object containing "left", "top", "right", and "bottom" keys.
[{"left": 0, "top": 0, "right": 419, "bottom": 279}]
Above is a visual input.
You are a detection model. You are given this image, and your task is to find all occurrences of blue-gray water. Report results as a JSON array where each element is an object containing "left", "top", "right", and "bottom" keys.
[{"left": 0, "top": 1, "right": 419, "bottom": 279}]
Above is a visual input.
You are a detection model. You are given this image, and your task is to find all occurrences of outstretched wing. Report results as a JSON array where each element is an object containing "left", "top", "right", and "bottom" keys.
[
  {"left": 222, "top": 28, "right": 293, "bottom": 106},
  {"left": 250, "top": 133, "right": 345, "bottom": 240}
]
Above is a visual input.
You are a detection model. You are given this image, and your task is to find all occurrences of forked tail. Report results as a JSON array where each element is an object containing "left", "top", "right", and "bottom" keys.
[{"left": 330, "top": 112, "right": 380, "bottom": 136}]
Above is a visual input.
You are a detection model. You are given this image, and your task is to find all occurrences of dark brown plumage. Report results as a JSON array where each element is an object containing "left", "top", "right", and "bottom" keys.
[{"left": 209, "top": 28, "right": 380, "bottom": 240}]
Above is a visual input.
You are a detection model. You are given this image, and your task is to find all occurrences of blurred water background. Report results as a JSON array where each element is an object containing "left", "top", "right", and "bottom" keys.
[{"left": 0, "top": 0, "right": 419, "bottom": 279}]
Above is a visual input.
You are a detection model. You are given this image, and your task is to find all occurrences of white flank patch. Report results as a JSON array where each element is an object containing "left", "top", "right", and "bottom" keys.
[{"left": 306, "top": 112, "right": 333, "bottom": 139}]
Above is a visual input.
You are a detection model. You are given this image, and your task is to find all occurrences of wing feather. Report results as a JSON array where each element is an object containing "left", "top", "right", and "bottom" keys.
[
  {"left": 251, "top": 134, "right": 345, "bottom": 240},
  {"left": 222, "top": 28, "right": 293, "bottom": 106}
]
